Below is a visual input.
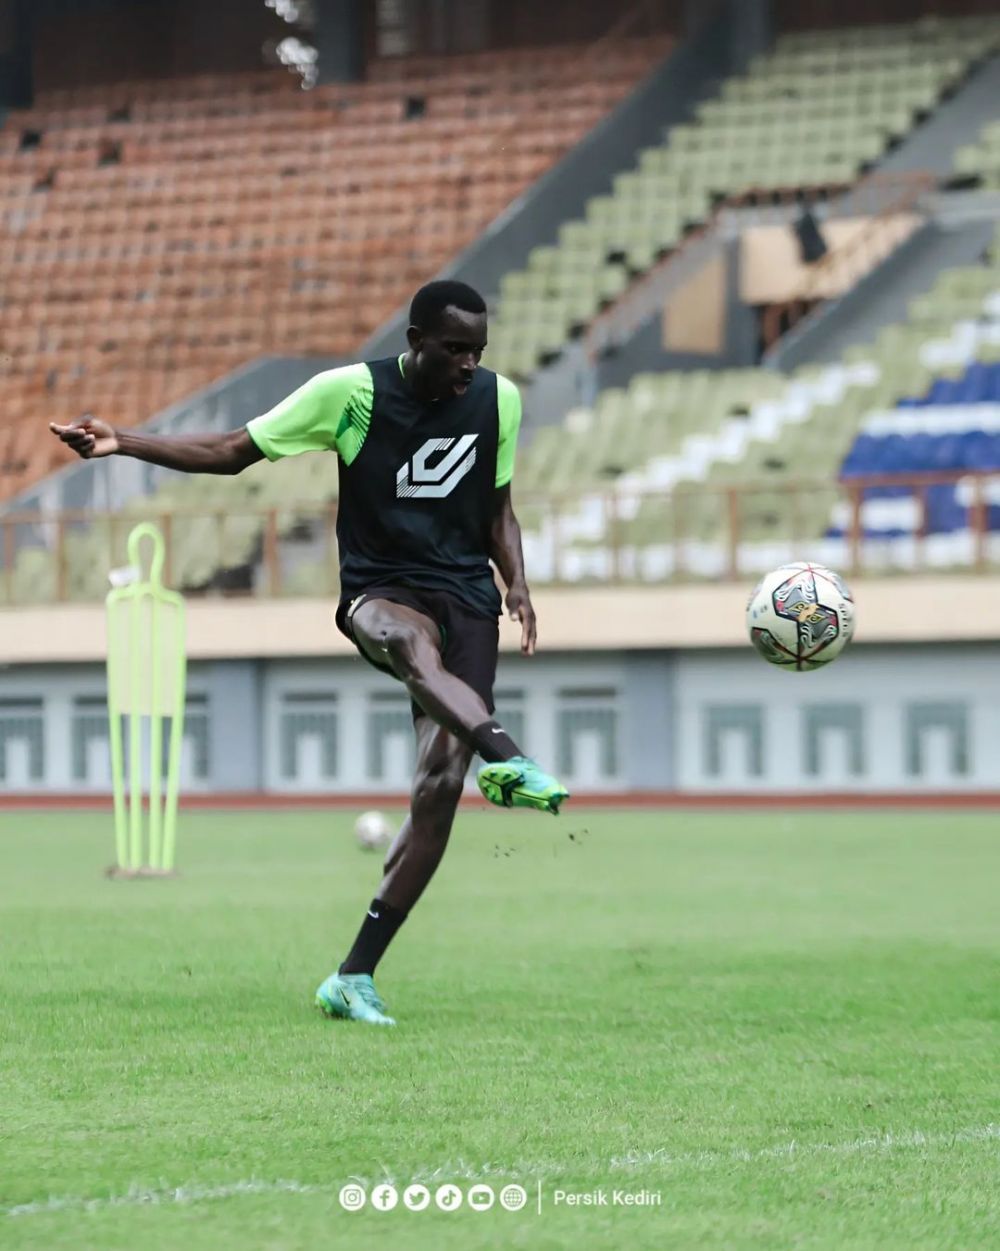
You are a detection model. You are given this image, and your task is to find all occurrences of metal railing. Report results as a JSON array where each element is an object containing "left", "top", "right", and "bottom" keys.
[{"left": 2, "top": 470, "right": 999, "bottom": 605}]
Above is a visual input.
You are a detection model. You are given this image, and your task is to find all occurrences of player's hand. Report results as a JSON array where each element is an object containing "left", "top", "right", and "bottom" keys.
[
  {"left": 506, "top": 582, "right": 537, "bottom": 656},
  {"left": 48, "top": 414, "right": 119, "bottom": 459}
]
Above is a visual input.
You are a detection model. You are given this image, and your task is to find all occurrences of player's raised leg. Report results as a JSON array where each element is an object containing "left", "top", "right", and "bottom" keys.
[{"left": 351, "top": 598, "right": 569, "bottom": 814}]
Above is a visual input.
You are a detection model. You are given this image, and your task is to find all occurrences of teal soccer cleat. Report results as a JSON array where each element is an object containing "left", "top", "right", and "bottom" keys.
[
  {"left": 315, "top": 972, "right": 396, "bottom": 1026},
  {"left": 476, "top": 755, "right": 570, "bottom": 816}
]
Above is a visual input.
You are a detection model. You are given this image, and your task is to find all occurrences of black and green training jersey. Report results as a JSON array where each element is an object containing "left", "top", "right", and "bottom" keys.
[{"left": 246, "top": 355, "right": 522, "bottom": 618}]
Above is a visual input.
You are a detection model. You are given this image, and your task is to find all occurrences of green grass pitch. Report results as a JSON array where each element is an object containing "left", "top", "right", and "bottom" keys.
[{"left": 2, "top": 807, "right": 998, "bottom": 1250}]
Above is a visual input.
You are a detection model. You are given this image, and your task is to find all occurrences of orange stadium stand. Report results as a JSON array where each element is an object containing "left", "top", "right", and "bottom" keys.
[{"left": 0, "top": 36, "right": 670, "bottom": 502}]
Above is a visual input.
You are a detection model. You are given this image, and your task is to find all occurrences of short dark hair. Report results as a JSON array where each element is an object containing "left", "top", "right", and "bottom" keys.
[{"left": 409, "top": 280, "right": 486, "bottom": 332}]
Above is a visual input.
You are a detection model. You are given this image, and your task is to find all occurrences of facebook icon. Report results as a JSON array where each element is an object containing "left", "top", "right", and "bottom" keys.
[{"left": 371, "top": 1184, "right": 399, "bottom": 1211}]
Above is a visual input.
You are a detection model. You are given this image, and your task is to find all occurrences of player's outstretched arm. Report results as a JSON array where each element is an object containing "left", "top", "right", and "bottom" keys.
[
  {"left": 490, "top": 482, "right": 536, "bottom": 656},
  {"left": 49, "top": 415, "right": 264, "bottom": 475}
]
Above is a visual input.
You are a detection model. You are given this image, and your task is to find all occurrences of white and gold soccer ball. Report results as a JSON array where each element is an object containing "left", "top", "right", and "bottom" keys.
[
  {"left": 746, "top": 562, "right": 856, "bottom": 671},
  {"left": 354, "top": 810, "right": 393, "bottom": 852}
]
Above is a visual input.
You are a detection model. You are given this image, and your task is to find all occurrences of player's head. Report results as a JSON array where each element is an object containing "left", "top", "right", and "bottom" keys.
[{"left": 406, "top": 280, "right": 487, "bottom": 399}]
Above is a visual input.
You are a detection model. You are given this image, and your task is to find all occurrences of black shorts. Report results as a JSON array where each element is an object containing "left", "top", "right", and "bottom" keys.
[{"left": 336, "top": 585, "right": 499, "bottom": 720}]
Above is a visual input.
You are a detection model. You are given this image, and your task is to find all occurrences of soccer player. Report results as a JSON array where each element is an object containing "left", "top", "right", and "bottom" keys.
[{"left": 50, "top": 279, "right": 570, "bottom": 1027}]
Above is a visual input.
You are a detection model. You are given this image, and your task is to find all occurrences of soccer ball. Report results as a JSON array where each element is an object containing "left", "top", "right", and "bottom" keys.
[
  {"left": 354, "top": 809, "right": 393, "bottom": 852},
  {"left": 746, "top": 562, "right": 855, "bottom": 671}
]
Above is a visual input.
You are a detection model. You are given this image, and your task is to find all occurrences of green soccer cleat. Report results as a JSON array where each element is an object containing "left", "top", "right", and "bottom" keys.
[
  {"left": 315, "top": 972, "right": 396, "bottom": 1026},
  {"left": 477, "top": 755, "right": 570, "bottom": 815}
]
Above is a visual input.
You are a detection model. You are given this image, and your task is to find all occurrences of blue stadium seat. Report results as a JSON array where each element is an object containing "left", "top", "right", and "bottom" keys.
[{"left": 836, "top": 360, "right": 1000, "bottom": 542}]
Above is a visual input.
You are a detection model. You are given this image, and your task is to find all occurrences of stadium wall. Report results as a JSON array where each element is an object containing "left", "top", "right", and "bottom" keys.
[
  {"left": 30, "top": 0, "right": 287, "bottom": 90},
  {"left": 2, "top": 592, "right": 1000, "bottom": 798},
  {"left": 4, "top": 578, "right": 1000, "bottom": 663},
  {"left": 366, "top": 0, "right": 682, "bottom": 56},
  {"left": 0, "top": 0, "right": 30, "bottom": 107}
]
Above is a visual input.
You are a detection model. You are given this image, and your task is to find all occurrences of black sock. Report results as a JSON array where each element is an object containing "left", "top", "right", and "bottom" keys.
[
  {"left": 339, "top": 898, "right": 408, "bottom": 976},
  {"left": 470, "top": 719, "right": 524, "bottom": 763}
]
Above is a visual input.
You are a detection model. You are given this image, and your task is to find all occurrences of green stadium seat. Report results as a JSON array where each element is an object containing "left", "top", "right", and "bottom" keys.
[{"left": 483, "top": 14, "right": 999, "bottom": 380}]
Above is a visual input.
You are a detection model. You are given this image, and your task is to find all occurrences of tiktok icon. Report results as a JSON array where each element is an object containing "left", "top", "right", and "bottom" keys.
[{"left": 435, "top": 1183, "right": 463, "bottom": 1210}]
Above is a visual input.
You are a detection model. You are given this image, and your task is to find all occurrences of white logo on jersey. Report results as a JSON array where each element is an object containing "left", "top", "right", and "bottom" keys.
[{"left": 396, "top": 435, "right": 478, "bottom": 499}]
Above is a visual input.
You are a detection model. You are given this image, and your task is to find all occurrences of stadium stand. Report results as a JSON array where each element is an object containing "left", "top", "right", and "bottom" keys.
[
  {"left": 8, "top": 217, "right": 998, "bottom": 606},
  {"left": 4, "top": 15, "right": 1000, "bottom": 603},
  {"left": 515, "top": 223, "right": 1000, "bottom": 581},
  {"left": 0, "top": 36, "right": 670, "bottom": 501},
  {"left": 483, "top": 14, "right": 1000, "bottom": 380}
]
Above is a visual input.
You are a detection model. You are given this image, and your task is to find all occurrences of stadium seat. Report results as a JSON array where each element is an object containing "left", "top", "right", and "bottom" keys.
[
  {"left": 506, "top": 219, "right": 1000, "bottom": 580},
  {"left": 483, "top": 13, "right": 1000, "bottom": 381},
  {"left": 0, "top": 38, "right": 670, "bottom": 503}
]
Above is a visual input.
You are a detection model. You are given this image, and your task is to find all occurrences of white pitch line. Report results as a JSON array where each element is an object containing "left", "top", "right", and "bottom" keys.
[
  {"left": 360, "top": 1123, "right": 1000, "bottom": 1188},
  {"left": 606, "top": 1123, "right": 1000, "bottom": 1171},
  {"left": 4, "top": 1179, "right": 318, "bottom": 1219},
  {"left": 5, "top": 1125, "right": 998, "bottom": 1219}
]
